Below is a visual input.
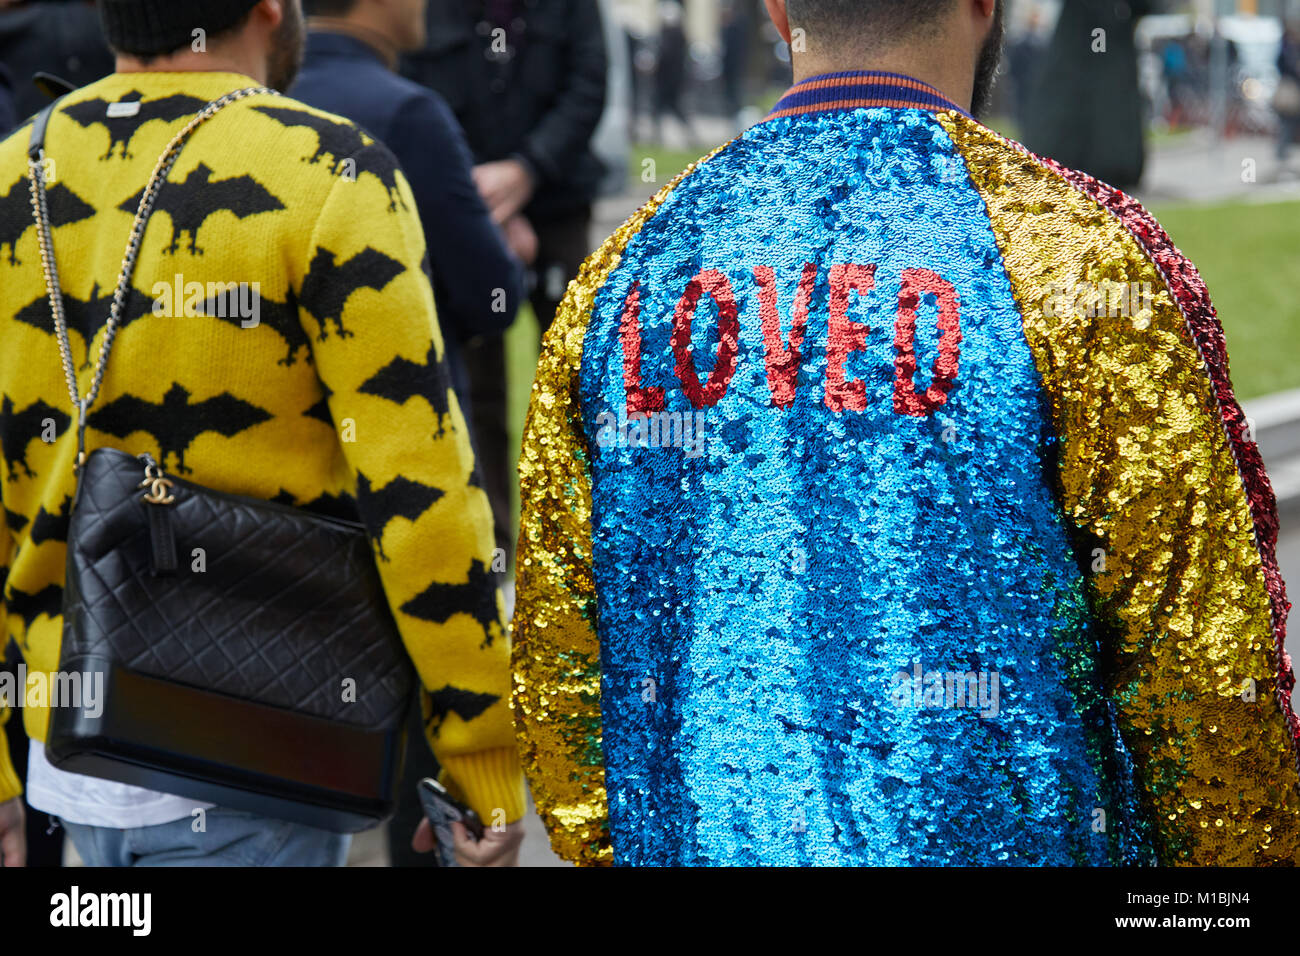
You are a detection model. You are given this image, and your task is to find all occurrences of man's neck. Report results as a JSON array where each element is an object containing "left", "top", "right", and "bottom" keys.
[
  {"left": 307, "top": 16, "right": 399, "bottom": 70},
  {"left": 791, "top": 55, "right": 975, "bottom": 112},
  {"left": 115, "top": 51, "right": 265, "bottom": 84}
]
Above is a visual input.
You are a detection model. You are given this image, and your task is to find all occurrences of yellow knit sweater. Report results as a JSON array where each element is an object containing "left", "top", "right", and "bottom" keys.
[{"left": 0, "top": 71, "right": 525, "bottom": 822}]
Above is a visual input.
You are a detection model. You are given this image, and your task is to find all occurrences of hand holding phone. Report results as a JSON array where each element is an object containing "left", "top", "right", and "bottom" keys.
[{"left": 417, "top": 777, "right": 484, "bottom": 867}]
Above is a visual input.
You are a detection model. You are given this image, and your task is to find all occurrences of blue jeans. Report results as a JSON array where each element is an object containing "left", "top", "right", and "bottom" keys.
[{"left": 60, "top": 808, "right": 352, "bottom": 867}]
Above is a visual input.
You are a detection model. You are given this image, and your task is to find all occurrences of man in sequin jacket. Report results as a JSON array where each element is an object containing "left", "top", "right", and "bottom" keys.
[{"left": 513, "top": 0, "right": 1300, "bottom": 866}]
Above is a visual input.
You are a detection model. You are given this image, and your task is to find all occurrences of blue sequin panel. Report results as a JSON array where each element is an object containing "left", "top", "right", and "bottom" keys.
[{"left": 578, "top": 109, "right": 1153, "bottom": 865}]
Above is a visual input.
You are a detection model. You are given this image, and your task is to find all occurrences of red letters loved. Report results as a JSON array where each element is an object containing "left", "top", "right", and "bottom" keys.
[{"left": 619, "top": 264, "right": 962, "bottom": 416}]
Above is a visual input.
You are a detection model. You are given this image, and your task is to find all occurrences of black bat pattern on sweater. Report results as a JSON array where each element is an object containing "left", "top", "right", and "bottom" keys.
[
  {"left": 357, "top": 340, "right": 454, "bottom": 437},
  {"left": 62, "top": 91, "right": 208, "bottom": 160},
  {"left": 30, "top": 495, "right": 72, "bottom": 545},
  {"left": 87, "top": 383, "right": 273, "bottom": 474},
  {"left": 253, "top": 105, "right": 407, "bottom": 210},
  {"left": 354, "top": 471, "right": 445, "bottom": 560},
  {"left": 425, "top": 685, "right": 500, "bottom": 734},
  {"left": 195, "top": 286, "right": 310, "bottom": 366},
  {"left": 299, "top": 245, "right": 404, "bottom": 340},
  {"left": 0, "top": 179, "right": 95, "bottom": 265},
  {"left": 270, "top": 488, "right": 359, "bottom": 523},
  {"left": 301, "top": 379, "right": 334, "bottom": 426},
  {"left": 4, "top": 583, "right": 62, "bottom": 630},
  {"left": 14, "top": 283, "right": 156, "bottom": 367},
  {"left": 302, "top": 396, "right": 333, "bottom": 426},
  {"left": 118, "top": 163, "right": 285, "bottom": 255},
  {"left": 254, "top": 104, "right": 366, "bottom": 169},
  {"left": 399, "top": 558, "right": 499, "bottom": 645},
  {"left": 0, "top": 396, "right": 70, "bottom": 481},
  {"left": 299, "top": 490, "right": 358, "bottom": 519},
  {"left": 4, "top": 507, "right": 27, "bottom": 534}
]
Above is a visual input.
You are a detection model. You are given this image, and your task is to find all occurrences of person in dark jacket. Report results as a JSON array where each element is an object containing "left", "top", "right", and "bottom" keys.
[
  {"left": 1021, "top": 0, "right": 1153, "bottom": 190},
  {"left": 0, "top": 63, "right": 15, "bottom": 135},
  {"left": 291, "top": 0, "right": 524, "bottom": 412},
  {"left": 1278, "top": 22, "right": 1300, "bottom": 165},
  {"left": 654, "top": 0, "right": 694, "bottom": 142},
  {"left": 403, "top": 0, "right": 608, "bottom": 560},
  {"left": 0, "top": 0, "right": 114, "bottom": 120},
  {"left": 404, "top": 0, "right": 607, "bottom": 270},
  {"left": 290, "top": 0, "right": 525, "bottom": 869}
]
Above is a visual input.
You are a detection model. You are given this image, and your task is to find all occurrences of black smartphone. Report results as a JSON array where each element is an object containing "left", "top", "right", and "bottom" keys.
[{"left": 417, "top": 777, "right": 485, "bottom": 867}]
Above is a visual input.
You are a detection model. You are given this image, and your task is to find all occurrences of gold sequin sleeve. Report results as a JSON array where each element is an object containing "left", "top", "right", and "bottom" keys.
[
  {"left": 942, "top": 113, "right": 1300, "bottom": 865},
  {"left": 513, "top": 152, "right": 727, "bottom": 864}
]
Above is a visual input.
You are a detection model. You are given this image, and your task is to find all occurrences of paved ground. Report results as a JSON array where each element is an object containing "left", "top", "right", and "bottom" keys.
[{"left": 1137, "top": 131, "right": 1300, "bottom": 205}]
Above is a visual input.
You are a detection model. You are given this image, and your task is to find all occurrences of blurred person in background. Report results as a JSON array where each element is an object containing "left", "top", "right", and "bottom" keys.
[
  {"left": 403, "top": 0, "right": 607, "bottom": 561},
  {"left": 654, "top": 0, "right": 694, "bottom": 143},
  {"left": 719, "top": 0, "right": 753, "bottom": 123},
  {"left": 1022, "top": 0, "right": 1154, "bottom": 190},
  {"left": 0, "top": 0, "right": 113, "bottom": 119},
  {"left": 0, "top": 62, "right": 13, "bottom": 132},
  {"left": 1161, "top": 37, "right": 1190, "bottom": 128},
  {"left": 627, "top": 23, "right": 658, "bottom": 137},
  {"left": 292, "top": 0, "right": 524, "bottom": 421},
  {"left": 290, "top": 0, "right": 525, "bottom": 868},
  {"left": 0, "top": 0, "right": 525, "bottom": 867},
  {"left": 1005, "top": 5, "right": 1043, "bottom": 131},
  {"left": 1276, "top": 21, "right": 1300, "bottom": 167}
]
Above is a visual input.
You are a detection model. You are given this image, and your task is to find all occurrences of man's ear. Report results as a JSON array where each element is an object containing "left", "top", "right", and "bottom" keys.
[
  {"left": 763, "top": 0, "right": 791, "bottom": 45},
  {"left": 255, "top": 0, "right": 286, "bottom": 31}
]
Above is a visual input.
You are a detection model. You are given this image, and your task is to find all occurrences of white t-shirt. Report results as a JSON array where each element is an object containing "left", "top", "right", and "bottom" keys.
[{"left": 25, "top": 741, "right": 213, "bottom": 829}]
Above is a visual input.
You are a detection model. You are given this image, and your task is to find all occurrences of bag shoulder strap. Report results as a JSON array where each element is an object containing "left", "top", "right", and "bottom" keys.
[{"left": 27, "top": 94, "right": 66, "bottom": 161}]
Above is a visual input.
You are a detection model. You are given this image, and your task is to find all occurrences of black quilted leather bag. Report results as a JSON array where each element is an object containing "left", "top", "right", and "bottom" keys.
[
  {"left": 30, "top": 91, "right": 415, "bottom": 833},
  {"left": 48, "top": 449, "right": 415, "bottom": 832}
]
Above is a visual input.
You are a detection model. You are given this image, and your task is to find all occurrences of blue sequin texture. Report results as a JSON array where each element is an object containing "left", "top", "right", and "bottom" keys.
[{"left": 577, "top": 109, "right": 1154, "bottom": 865}]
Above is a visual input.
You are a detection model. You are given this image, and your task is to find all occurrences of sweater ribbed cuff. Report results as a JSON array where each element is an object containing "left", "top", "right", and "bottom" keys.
[{"left": 438, "top": 747, "right": 526, "bottom": 825}]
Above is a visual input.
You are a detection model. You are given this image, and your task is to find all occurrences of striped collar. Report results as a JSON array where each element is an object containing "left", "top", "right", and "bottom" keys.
[{"left": 766, "top": 70, "right": 969, "bottom": 121}]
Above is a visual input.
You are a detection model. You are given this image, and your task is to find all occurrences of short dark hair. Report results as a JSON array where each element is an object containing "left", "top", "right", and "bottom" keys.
[
  {"left": 302, "top": 0, "right": 360, "bottom": 14},
  {"left": 785, "top": 0, "right": 956, "bottom": 46}
]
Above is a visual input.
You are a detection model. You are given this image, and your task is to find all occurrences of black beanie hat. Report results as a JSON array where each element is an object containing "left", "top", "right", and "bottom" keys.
[{"left": 99, "top": 0, "right": 265, "bottom": 56}]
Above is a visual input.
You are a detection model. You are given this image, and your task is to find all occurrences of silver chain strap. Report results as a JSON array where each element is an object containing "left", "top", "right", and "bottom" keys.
[{"left": 25, "top": 85, "right": 279, "bottom": 471}]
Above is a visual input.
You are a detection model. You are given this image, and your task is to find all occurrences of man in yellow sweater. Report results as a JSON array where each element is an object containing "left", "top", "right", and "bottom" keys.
[{"left": 0, "top": 0, "right": 525, "bottom": 866}]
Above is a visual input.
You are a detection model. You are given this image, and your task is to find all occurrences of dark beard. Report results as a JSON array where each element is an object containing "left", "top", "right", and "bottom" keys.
[
  {"left": 970, "top": 0, "right": 1006, "bottom": 119},
  {"left": 266, "top": 0, "right": 306, "bottom": 92}
]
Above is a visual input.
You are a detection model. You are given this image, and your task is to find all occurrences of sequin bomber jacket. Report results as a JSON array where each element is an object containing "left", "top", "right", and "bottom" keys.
[{"left": 513, "top": 71, "right": 1299, "bottom": 866}]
